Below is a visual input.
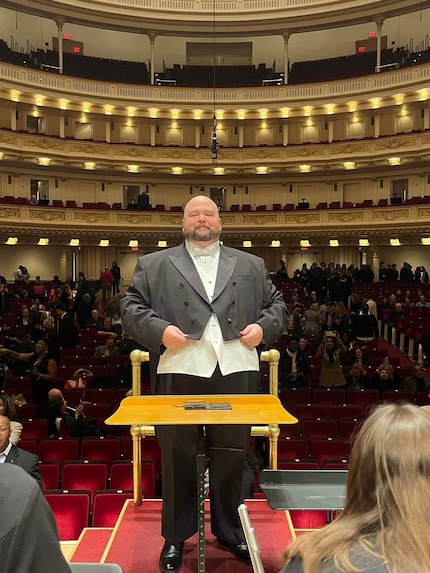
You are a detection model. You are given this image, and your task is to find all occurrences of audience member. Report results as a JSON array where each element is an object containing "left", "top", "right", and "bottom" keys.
[
  {"left": 302, "top": 303, "right": 320, "bottom": 339},
  {"left": 281, "top": 403, "right": 430, "bottom": 573},
  {"left": 94, "top": 336, "right": 121, "bottom": 358},
  {"left": 0, "top": 283, "right": 11, "bottom": 314},
  {"left": 97, "top": 316, "right": 119, "bottom": 338},
  {"left": 32, "top": 275, "right": 46, "bottom": 300},
  {"left": 351, "top": 304, "right": 378, "bottom": 341},
  {"left": 399, "top": 261, "right": 414, "bottom": 282},
  {"left": 347, "top": 363, "right": 369, "bottom": 390},
  {"left": 47, "top": 389, "right": 102, "bottom": 438},
  {"left": 403, "top": 365, "right": 430, "bottom": 392},
  {"left": 415, "top": 265, "right": 429, "bottom": 284},
  {"left": 276, "top": 260, "right": 288, "bottom": 281},
  {"left": 415, "top": 294, "right": 430, "bottom": 308},
  {"left": 99, "top": 267, "right": 114, "bottom": 301},
  {"left": 0, "top": 415, "right": 42, "bottom": 488},
  {"left": 2, "top": 338, "right": 58, "bottom": 416},
  {"left": 111, "top": 261, "right": 122, "bottom": 294},
  {"left": 279, "top": 337, "right": 310, "bottom": 390},
  {"left": 0, "top": 393, "right": 23, "bottom": 445},
  {"left": 317, "top": 333, "right": 347, "bottom": 387},
  {"left": 1, "top": 463, "right": 72, "bottom": 573},
  {"left": 137, "top": 190, "right": 150, "bottom": 209},
  {"left": 55, "top": 303, "right": 79, "bottom": 348}
]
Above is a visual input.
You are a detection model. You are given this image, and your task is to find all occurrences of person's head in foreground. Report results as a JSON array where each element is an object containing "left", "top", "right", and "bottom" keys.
[{"left": 281, "top": 402, "right": 430, "bottom": 573}]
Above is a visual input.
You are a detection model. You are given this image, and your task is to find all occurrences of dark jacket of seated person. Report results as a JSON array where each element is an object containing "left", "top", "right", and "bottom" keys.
[
  {"left": 0, "top": 414, "right": 42, "bottom": 489},
  {"left": 48, "top": 395, "right": 102, "bottom": 437}
]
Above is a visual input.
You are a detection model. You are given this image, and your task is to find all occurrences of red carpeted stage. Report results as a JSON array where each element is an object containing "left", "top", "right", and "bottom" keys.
[{"left": 70, "top": 499, "right": 294, "bottom": 573}]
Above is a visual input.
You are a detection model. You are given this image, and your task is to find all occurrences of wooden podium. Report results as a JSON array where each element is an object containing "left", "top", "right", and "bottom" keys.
[{"left": 106, "top": 394, "right": 296, "bottom": 573}]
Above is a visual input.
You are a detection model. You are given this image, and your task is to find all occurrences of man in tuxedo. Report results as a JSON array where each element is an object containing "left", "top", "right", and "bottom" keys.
[
  {"left": 121, "top": 195, "right": 287, "bottom": 573},
  {"left": 0, "top": 415, "right": 42, "bottom": 488}
]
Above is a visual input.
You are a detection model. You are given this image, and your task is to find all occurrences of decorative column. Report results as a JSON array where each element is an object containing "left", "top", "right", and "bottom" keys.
[
  {"left": 238, "top": 124, "right": 244, "bottom": 148},
  {"left": 148, "top": 32, "right": 156, "bottom": 85},
  {"left": 10, "top": 104, "right": 17, "bottom": 131},
  {"left": 55, "top": 18, "right": 65, "bottom": 74},
  {"left": 282, "top": 121, "right": 288, "bottom": 146},
  {"left": 150, "top": 121, "right": 156, "bottom": 146},
  {"left": 374, "top": 112, "right": 380, "bottom": 138},
  {"left": 105, "top": 120, "right": 111, "bottom": 143},
  {"left": 328, "top": 120, "right": 334, "bottom": 143},
  {"left": 195, "top": 124, "right": 200, "bottom": 148},
  {"left": 424, "top": 107, "right": 430, "bottom": 130},
  {"left": 59, "top": 249, "right": 67, "bottom": 280},
  {"left": 375, "top": 18, "right": 384, "bottom": 73},
  {"left": 282, "top": 31, "right": 291, "bottom": 85},
  {"left": 59, "top": 111, "right": 65, "bottom": 138}
]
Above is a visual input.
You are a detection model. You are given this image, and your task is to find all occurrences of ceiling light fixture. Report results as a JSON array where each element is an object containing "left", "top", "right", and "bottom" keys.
[
  {"left": 38, "top": 238, "right": 49, "bottom": 246},
  {"left": 158, "top": 240, "right": 168, "bottom": 248},
  {"left": 390, "top": 238, "right": 401, "bottom": 246},
  {"left": 270, "top": 240, "right": 281, "bottom": 247},
  {"left": 242, "top": 240, "right": 252, "bottom": 247},
  {"left": 99, "top": 239, "right": 109, "bottom": 247},
  {"left": 128, "top": 240, "right": 138, "bottom": 248},
  {"left": 5, "top": 237, "right": 18, "bottom": 245},
  {"left": 329, "top": 239, "right": 339, "bottom": 247},
  {"left": 359, "top": 238, "right": 370, "bottom": 246},
  {"left": 69, "top": 239, "right": 79, "bottom": 247},
  {"left": 300, "top": 239, "right": 311, "bottom": 247}
]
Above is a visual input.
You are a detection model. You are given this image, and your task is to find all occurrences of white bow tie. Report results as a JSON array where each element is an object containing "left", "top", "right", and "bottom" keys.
[{"left": 188, "top": 242, "right": 219, "bottom": 258}]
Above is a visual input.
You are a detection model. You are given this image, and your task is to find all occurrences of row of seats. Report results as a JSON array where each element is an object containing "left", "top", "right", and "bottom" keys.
[
  {"left": 40, "top": 459, "right": 156, "bottom": 498},
  {"left": 19, "top": 435, "right": 160, "bottom": 467},
  {"left": 45, "top": 490, "right": 132, "bottom": 540}
]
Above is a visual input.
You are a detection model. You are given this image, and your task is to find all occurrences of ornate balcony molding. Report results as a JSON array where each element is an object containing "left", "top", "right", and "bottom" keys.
[
  {"left": 1, "top": 129, "right": 429, "bottom": 173},
  {"left": 1, "top": 61, "right": 430, "bottom": 110},
  {"left": 0, "top": 203, "right": 428, "bottom": 247}
]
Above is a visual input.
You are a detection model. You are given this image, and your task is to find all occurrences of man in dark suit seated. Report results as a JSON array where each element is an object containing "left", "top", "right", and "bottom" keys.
[{"left": 0, "top": 415, "right": 42, "bottom": 489}]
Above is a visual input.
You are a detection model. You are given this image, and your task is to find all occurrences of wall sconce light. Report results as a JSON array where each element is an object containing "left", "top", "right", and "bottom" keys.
[
  {"left": 242, "top": 240, "right": 252, "bottom": 247},
  {"left": 343, "top": 161, "right": 356, "bottom": 170},
  {"left": 84, "top": 162, "right": 96, "bottom": 170},
  {"left": 390, "top": 238, "right": 401, "bottom": 246},
  {"left": 256, "top": 166, "right": 268, "bottom": 175},
  {"left": 329, "top": 239, "right": 339, "bottom": 247},
  {"left": 270, "top": 240, "right": 281, "bottom": 247},
  {"left": 69, "top": 239, "right": 79, "bottom": 247},
  {"left": 158, "top": 240, "right": 168, "bottom": 248},
  {"left": 5, "top": 237, "right": 18, "bottom": 245},
  {"left": 421, "top": 237, "right": 430, "bottom": 245},
  {"left": 0, "top": 152, "right": 4, "bottom": 160},
  {"left": 359, "top": 238, "right": 370, "bottom": 246},
  {"left": 99, "top": 240, "right": 109, "bottom": 247},
  {"left": 37, "top": 238, "right": 49, "bottom": 246},
  {"left": 388, "top": 157, "right": 401, "bottom": 166},
  {"left": 127, "top": 165, "right": 139, "bottom": 173},
  {"left": 38, "top": 157, "right": 51, "bottom": 166},
  {"left": 128, "top": 240, "right": 138, "bottom": 248},
  {"left": 171, "top": 167, "right": 183, "bottom": 175},
  {"left": 213, "top": 167, "right": 225, "bottom": 175},
  {"left": 300, "top": 239, "right": 311, "bottom": 247},
  {"left": 299, "top": 165, "right": 311, "bottom": 173}
]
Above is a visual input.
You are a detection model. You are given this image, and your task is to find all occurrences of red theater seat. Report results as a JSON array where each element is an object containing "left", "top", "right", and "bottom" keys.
[
  {"left": 92, "top": 490, "right": 132, "bottom": 527},
  {"left": 109, "top": 461, "right": 156, "bottom": 498},
  {"left": 45, "top": 491, "right": 90, "bottom": 540},
  {"left": 62, "top": 462, "right": 108, "bottom": 501}
]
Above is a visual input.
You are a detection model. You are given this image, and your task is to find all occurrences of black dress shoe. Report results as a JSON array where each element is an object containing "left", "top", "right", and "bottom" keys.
[
  {"left": 217, "top": 539, "right": 251, "bottom": 564},
  {"left": 159, "top": 540, "right": 184, "bottom": 573}
]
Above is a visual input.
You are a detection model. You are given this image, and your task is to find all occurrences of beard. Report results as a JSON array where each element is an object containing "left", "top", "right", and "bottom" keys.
[{"left": 183, "top": 225, "right": 220, "bottom": 243}]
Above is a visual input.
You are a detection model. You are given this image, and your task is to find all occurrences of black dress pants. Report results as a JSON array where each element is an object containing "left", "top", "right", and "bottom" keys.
[{"left": 156, "top": 367, "right": 259, "bottom": 544}]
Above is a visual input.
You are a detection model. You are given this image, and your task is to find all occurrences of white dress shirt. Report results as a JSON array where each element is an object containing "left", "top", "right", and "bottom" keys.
[
  {"left": 157, "top": 240, "right": 259, "bottom": 377},
  {"left": 0, "top": 441, "right": 12, "bottom": 463}
]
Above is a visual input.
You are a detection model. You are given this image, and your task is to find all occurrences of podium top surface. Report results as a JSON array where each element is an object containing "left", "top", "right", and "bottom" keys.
[{"left": 105, "top": 394, "right": 297, "bottom": 426}]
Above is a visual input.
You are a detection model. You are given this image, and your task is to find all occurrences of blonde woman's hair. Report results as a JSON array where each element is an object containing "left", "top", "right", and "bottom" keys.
[{"left": 283, "top": 403, "right": 430, "bottom": 573}]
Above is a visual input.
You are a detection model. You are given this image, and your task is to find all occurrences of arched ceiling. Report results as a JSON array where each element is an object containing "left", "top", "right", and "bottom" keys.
[{"left": 2, "top": 0, "right": 427, "bottom": 37}]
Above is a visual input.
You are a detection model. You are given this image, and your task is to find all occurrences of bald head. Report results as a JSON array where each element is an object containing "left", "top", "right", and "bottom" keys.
[
  {"left": 48, "top": 388, "right": 63, "bottom": 399},
  {"left": 182, "top": 195, "right": 222, "bottom": 246}
]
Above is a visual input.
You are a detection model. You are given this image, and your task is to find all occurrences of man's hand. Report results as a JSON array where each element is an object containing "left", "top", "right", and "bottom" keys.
[
  {"left": 240, "top": 323, "right": 264, "bottom": 348},
  {"left": 75, "top": 404, "right": 84, "bottom": 417},
  {"left": 162, "top": 325, "right": 189, "bottom": 349}
]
